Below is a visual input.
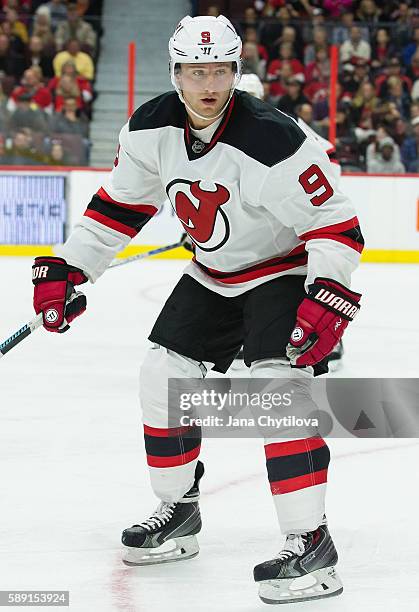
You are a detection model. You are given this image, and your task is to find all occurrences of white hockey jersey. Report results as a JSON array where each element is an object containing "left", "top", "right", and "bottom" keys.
[{"left": 56, "top": 91, "right": 363, "bottom": 296}]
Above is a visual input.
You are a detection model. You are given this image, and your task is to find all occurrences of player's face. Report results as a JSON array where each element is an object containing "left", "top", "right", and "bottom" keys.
[{"left": 178, "top": 62, "right": 235, "bottom": 122}]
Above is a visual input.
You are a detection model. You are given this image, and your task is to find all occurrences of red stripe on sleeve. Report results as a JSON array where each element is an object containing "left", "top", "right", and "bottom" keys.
[
  {"left": 270, "top": 469, "right": 328, "bottom": 494},
  {"left": 97, "top": 187, "right": 158, "bottom": 216},
  {"left": 299, "top": 216, "right": 359, "bottom": 241},
  {"left": 146, "top": 446, "right": 201, "bottom": 468},
  {"left": 264, "top": 436, "right": 326, "bottom": 459},
  {"left": 83, "top": 209, "right": 138, "bottom": 238},
  {"left": 304, "top": 232, "right": 363, "bottom": 253}
]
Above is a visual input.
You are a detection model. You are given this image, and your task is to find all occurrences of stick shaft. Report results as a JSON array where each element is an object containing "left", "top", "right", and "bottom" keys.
[
  {"left": 109, "top": 240, "right": 184, "bottom": 269},
  {"left": 0, "top": 314, "right": 43, "bottom": 358}
]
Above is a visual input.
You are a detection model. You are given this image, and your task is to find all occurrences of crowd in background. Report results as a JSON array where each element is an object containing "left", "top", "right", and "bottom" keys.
[
  {"left": 196, "top": 0, "right": 419, "bottom": 173},
  {"left": 1, "top": 1, "right": 419, "bottom": 172},
  {"left": 0, "top": 0, "right": 103, "bottom": 166}
]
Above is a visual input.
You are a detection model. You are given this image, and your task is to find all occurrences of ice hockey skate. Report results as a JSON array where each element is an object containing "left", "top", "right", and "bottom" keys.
[
  {"left": 254, "top": 523, "right": 343, "bottom": 604},
  {"left": 121, "top": 461, "right": 204, "bottom": 566}
]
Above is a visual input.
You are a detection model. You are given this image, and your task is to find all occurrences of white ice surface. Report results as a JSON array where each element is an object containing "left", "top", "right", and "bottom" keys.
[{"left": 0, "top": 260, "right": 419, "bottom": 611}]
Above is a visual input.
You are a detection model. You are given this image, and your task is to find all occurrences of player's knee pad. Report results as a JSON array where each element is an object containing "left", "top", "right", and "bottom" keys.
[{"left": 140, "top": 344, "right": 206, "bottom": 427}]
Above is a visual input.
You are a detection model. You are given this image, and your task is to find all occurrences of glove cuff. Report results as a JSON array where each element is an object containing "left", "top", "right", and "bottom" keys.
[
  {"left": 32, "top": 257, "right": 88, "bottom": 286},
  {"left": 307, "top": 277, "right": 361, "bottom": 321}
]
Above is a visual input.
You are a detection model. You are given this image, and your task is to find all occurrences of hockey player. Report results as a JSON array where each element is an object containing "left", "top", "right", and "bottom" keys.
[
  {"left": 31, "top": 15, "right": 363, "bottom": 605},
  {"left": 234, "top": 73, "right": 345, "bottom": 373}
]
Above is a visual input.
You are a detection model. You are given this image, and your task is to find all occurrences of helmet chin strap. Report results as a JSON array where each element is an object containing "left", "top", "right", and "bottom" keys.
[{"left": 179, "top": 88, "right": 235, "bottom": 123}]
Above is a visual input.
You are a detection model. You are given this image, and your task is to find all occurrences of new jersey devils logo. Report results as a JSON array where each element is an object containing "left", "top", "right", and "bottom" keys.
[{"left": 166, "top": 179, "right": 231, "bottom": 252}]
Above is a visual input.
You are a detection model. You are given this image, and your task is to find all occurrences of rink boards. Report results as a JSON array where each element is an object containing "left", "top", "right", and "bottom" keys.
[{"left": 0, "top": 166, "right": 418, "bottom": 263}]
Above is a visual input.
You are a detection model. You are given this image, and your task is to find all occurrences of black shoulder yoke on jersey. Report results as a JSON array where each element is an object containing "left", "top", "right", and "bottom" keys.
[
  {"left": 129, "top": 91, "right": 185, "bottom": 132},
  {"left": 223, "top": 91, "right": 307, "bottom": 167},
  {"left": 128, "top": 90, "right": 306, "bottom": 168}
]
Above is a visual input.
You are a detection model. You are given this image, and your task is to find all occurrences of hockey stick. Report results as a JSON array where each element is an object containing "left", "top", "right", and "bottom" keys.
[
  {"left": 0, "top": 289, "right": 83, "bottom": 360},
  {"left": 108, "top": 233, "right": 188, "bottom": 269},
  {"left": 1, "top": 235, "right": 190, "bottom": 359},
  {"left": 0, "top": 313, "right": 43, "bottom": 359}
]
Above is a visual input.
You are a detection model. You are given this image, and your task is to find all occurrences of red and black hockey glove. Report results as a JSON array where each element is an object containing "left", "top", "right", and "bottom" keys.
[
  {"left": 32, "top": 257, "right": 88, "bottom": 333},
  {"left": 286, "top": 277, "right": 361, "bottom": 367}
]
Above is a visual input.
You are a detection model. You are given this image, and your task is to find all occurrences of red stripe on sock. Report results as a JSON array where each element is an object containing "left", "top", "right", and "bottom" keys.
[
  {"left": 270, "top": 469, "right": 328, "bottom": 494},
  {"left": 146, "top": 446, "right": 201, "bottom": 468},
  {"left": 143, "top": 424, "right": 194, "bottom": 438},
  {"left": 264, "top": 437, "right": 326, "bottom": 459}
]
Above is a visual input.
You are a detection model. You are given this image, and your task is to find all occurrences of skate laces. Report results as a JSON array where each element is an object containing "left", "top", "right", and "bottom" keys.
[
  {"left": 138, "top": 502, "right": 177, "bottom": 531},
  {"left": 276, "top": 533, "right": 308, "bottom": 560}
]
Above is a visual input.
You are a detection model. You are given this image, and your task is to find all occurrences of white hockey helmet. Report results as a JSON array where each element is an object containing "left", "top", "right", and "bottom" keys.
[
  {"left": 169, "top": 15, "right": 242, "bottom": 120},
  {"left": 236, "top": 73, "right": 264, "bottom": 100}
]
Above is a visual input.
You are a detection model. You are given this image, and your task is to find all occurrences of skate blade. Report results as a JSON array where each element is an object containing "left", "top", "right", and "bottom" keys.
[
  {"left": 122, "top": 535, "right": 199, "bottom": 566},
  {"left": 258, "top": 566, "right": 343, "bottom": 605}
]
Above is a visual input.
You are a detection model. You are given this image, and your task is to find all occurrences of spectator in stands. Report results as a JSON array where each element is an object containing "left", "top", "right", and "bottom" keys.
[
  {"left": 304, "top": 47, "right": 330, "bottom": 100},
  {"left": 243, "top": 27, "right": 269, "bottom": 64},
  {"left": 296, "top": 102, "right": 329, "bottom": 138},
  {"left": 277, "top": 76, "right": 309, "bottom": 116},
  {"left": 411, "top": 101, "right": 419, "bottom": 119},
  {"left": 367, "top": 136, "right": 405, "bottom": 173},
  {"left": 402, "top": 27, "right": 419, "bottom": 67},
  {"left": 0, "top": 32, "right": 25, "bottom": 78},
  {"left": 36, "top": 0, "right": 68, "bottom": 31},
  {"left": 2, "top": 6, "right": 28, "bottom": 44},
  {"left": 391, "top": 2, "right": 414, "bottom": 39},
  {"left": 340, "top": 26, "right": 371, "bottom": 64},
  {"left": 267, "top": 43, "right": 304, "bottom": 82},
  {"left": 332, "top": 10, "right": 355, "bottom": 46},
  {"left": 401, "top": 116, "right": 419, "bottom": 171},
  {"left": 50, "top": 95, "right": 89, "bottom": 137},
  {"left": 55, "top": 2, "right": 97, "bottom": 55},
  {"left": 241, "top": 42, "right": 266, "bottom": 79},
  {"left": 8, "top": 90, "right": 50, "bottom": 133},
  {"left": 376, "top": 57, "right": 412, "bottom": 99},
  {"left": 31, "top": 11, "right": 56, "bottom": 54},
  {"left": 53, "top": 38, "right": 94, "bottom": 80},
  {"left": 351, "top": 81, "right": 379, "bottom": 128},
  {"left": 46, "top": 139, "right": 67, "bottom": 165},
  {"left": 24, "top": 35, "right": 54, "bottom": 78},
  {"left": 356, "top": 0, "right": 381, "bottom": 25},
  {"left": 4, "top": 128, "right": 46, "bottom": 165},
  {"left": 51, "top": 73, "right": 82, "bottom": 111},
  {"left": 48, "top": 59, "right": 93, "bottom": 111},
  {"left": 279, "top": 26, "right": 303, "bottom": 62},
  {"left": 304, "top": 26, "right": 328, "bottom": 66},
  {"left": 323, "top": 0, "right": 354, "bottom": 20},
  {"left": 371, "top": 29, "right": 396, "bottom": 74},
  {"left": 8, "top": 67, "right": 53, "bottom": 113},
  {"left": 406, "top": 49, "right": 419, "bottom": 87},
  {"left": 384, "top": 76, "right": 412, "bottom": 120},
  {"left": 266, "top": 61, "right": 293, "bottom": 100},
  {"left": 341, "top": 58, "right": 370, "bottom": 94}
]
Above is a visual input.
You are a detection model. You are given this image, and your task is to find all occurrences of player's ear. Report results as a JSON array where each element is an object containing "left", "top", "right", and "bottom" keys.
[{"left": 174, "top": 63, "right": 182, "bottom": 85}]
